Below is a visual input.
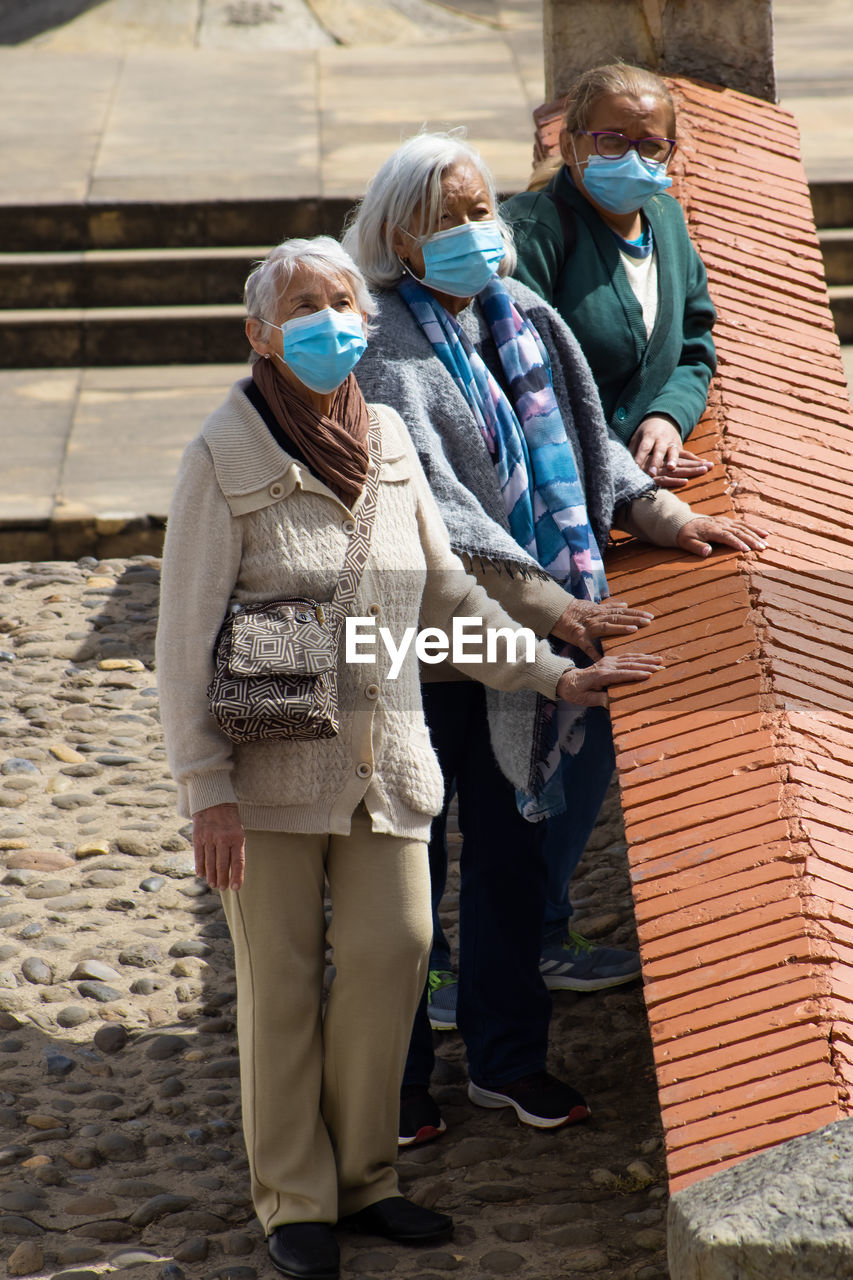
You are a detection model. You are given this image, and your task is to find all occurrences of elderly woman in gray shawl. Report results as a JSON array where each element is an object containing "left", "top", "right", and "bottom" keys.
[{"left": 343, "top": 132, "right": 766, "bottom": 1147}]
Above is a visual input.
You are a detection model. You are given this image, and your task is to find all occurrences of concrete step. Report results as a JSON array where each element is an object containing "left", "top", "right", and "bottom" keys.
[
  {"left": 810, "top": 181, "right": 853, "bottom": 230},
  {"left": 0, "top": 197, "right": 354, "bottom": 253},
  {"left": 4, "top": 293, "right": 853, "bottom": 370},
  {"left": 0, "top": 247, "right": 269, "bottom": 310},
  {"left": 0, "top": 304, "right": 247, "bottom": 368},
  {"left": 1, "top": 182, "right": 846, "bottom": 255},
  {"left": 818, "top": 228, "right": 853, "bottom": 286},
  {"left": 5, "top": 233, "right": 852, "bottom": 316},
  {"left": 0, "top": 180, "right": 850, "bottom": 368},
  {"left": 829, "top": 285, "right": 853, "bottom": 342}
]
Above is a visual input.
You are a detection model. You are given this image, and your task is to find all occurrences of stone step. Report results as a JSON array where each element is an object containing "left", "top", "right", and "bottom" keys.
[
  {"left": 810, "top": 180, "right": 853, "bottom": 231},
  {"left": 0, "top": 247, "right": 269, "bottom": 310},
  {"left": 4, "top": 234, "right": 852, "bottom": 317},
  {"left": 4, "top": 295, "right": 853, "bottom": 369},
  {"left": 829, "top": 285, "right": 853, "bottom": 342},
  {"left": 0, "top": 182, "right": 849, "bottom": 256},
  {"left": 818, "top": 228, "right": 853, "bottom": 286},
  {"left": 0, "top": 180, "right": 850, "bottom": 367},
  {"left": 0, "top": 197, "right": 354, "bottom": 253},
  {"left": 0, "top": 304, "right": 247, "bottom": 368}
]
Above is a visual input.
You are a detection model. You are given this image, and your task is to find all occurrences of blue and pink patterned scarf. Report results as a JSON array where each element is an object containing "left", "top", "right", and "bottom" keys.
[{"left": 398, "top": 274, "right": 609, "bottom": 817}]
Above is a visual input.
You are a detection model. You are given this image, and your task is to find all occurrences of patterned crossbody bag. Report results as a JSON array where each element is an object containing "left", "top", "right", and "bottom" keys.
[{"left": 207, "top": 412, "right": 381, "bottom": 744}]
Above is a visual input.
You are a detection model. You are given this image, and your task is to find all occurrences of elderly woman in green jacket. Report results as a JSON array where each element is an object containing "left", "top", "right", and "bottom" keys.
[{"left": 502, "top": 62, "right": 714, "bottom": 492}]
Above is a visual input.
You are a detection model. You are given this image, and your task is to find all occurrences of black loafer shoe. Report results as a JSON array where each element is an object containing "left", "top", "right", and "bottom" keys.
[
  {"left": 267, "top": 1223, "right": 340, "bottom": 1280},
  {"left": 339, "top": 1195, "right": 453, "bottom": 1244}
]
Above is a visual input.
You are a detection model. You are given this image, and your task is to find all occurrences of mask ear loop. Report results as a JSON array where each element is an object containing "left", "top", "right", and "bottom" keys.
[{"left": 249, "top": 316, "right": 281, "bottom": 363}]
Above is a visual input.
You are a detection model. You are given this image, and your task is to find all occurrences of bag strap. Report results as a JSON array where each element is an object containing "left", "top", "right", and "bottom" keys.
[{"left": 329, "top": 409, "right": 381, "bottom": 616}]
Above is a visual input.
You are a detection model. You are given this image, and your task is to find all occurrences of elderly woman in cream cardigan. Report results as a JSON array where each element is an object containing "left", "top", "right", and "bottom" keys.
[{"left": 155, "top": 236, "right": 662, "bottom": 1280}]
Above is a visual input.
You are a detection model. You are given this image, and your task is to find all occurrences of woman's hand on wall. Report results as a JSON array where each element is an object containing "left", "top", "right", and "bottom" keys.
[
  {"left": 676, "top": 515, "right": 768, "bottom": 558},
  {"left": 552, "top": 597, "right": 654, "bottom": 659},
  {"left": 192, "top": 802, "right": 246, "bottom": 891},
  {"left": 556, "top": 651, "right": 664, "bottom": 708},
  {"left": 630, "top": 415, "right": 712, "bottom": 489}
]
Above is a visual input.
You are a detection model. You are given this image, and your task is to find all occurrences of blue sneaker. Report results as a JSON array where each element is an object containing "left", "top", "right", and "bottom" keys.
[
  {"left": 427, "top": 969, "right": 457, "bottom": 1030},
  {"left": 539, "top": 931, "right": 641, "bottom": 991}
]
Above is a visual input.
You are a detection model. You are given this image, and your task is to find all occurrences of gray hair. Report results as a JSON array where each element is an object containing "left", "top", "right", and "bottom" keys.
[
  {"left": 342, "top": 131, "right": 517, "bottom": 290},
  {"left": 244, "top": 236, "right": 376, "bottom": 362}
]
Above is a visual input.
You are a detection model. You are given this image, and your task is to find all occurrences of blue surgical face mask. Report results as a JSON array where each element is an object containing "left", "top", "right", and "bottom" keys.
[
  {"left": 580, "top": 149, "right": 672, "bottom": 215},
  {"left": 412, "top": 219, "right": 506, "bottom": 298},
  {"left": 263, "top": 307, "right": 367, "bottom": 394}
]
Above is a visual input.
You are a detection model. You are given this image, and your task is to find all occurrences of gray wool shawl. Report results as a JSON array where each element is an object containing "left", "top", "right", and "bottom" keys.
[{"left": 356, "top": 277, "right": 653, "bottom": 793}]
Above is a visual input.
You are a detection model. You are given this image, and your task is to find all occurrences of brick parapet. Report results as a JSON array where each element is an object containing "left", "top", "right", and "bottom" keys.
[{"left": 533, "top": 77, "right": 853, "bottom": 1190}]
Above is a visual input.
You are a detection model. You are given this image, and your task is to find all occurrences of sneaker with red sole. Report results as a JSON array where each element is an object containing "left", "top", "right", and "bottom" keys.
[
  {"left": 467, "top": 1070, "right": 590, "bottom": 1128},
  {"left": 398, "top": 1085, "right": 447, "bottom": 1148}
]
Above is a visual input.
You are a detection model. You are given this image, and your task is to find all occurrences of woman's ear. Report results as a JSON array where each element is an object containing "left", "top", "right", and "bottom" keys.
[
  {"left": 246, "top": 317, "right": 271, "bottom": 359},
  {"left": 389, "top": 223, "right": 409, "bottom": 262}
]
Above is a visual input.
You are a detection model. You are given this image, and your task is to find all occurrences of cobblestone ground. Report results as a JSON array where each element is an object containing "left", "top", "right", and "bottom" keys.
[{"left": 0, "top": 558, "right": 669, "bottom": 1280}]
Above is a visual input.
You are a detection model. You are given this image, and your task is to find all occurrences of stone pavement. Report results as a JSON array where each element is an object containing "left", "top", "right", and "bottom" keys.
[
  {"left": 1, "top": 366, "right": 247, "bottom": 561},
  {"left": 0, "top": 556, "right": 668, "bottom": 1280},
  {"left": 0, "top": 7, "right": 850, "bottom": 1279},
  {"left": 0, "top": 0, "right": 545, "bottom": 207},
  {"left": 0, "top": 0, "right": 852, "bottom": 542}
]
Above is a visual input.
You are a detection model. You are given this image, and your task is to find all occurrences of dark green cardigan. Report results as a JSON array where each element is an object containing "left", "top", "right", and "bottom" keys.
[{"left": 501, "top": 166, "right": 716, "bottom": 446}]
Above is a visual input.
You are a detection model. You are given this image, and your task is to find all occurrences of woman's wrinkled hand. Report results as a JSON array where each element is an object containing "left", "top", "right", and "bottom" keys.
[
  {"left": 192, "top": 802, "right": 246, "bottom": 892},
  {"left": 552, "top": 597, "right": 654, "bottom": 659},
  {"left": 676, "top": 515, "right": 768, "bottom": 558},
  {"left": 556, "top": 652, "right": 665, "bottom": 708},
  {"left": 630, "top": 416, "right": 712, "bottom": 489}
]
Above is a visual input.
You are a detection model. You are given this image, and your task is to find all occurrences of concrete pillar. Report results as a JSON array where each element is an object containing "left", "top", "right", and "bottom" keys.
[{"left": 543, "top": 0, "right": 775, "bottom": 103}]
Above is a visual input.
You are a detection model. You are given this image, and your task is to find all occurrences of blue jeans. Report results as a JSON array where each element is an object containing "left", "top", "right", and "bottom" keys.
[
  {"left": 403, "top": 681, "right": 551, "bottom": 1089},
  {"left": 542, "top": 705, "right": 615, "bottom": 940}
]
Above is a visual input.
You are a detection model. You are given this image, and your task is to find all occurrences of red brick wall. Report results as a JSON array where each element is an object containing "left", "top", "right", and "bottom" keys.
[{"left": 535, "top": 78, "right": 853, "bottom": 1191}]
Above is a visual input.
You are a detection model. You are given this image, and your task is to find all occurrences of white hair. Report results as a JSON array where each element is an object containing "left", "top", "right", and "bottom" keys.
[
  {"left": 244, "top": 236, "right": 376, "bottom": 363},
  {"left": 342, "top": 131, "right": 517, "bottom": 289}
]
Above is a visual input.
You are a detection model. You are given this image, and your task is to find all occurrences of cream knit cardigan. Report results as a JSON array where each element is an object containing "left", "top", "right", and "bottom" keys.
[{"left": 156, "top": 382, "right": 572, "bottom": 841}]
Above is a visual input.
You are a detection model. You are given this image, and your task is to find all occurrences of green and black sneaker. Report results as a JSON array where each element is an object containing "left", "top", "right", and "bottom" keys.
[{"left": 426, "top": 968, "right": 457, "bottom": 1031}]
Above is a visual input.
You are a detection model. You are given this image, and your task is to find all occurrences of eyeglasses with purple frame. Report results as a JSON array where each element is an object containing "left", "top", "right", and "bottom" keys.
[{"left": 575, "top": 131, "right": 676, "bottom": 164}]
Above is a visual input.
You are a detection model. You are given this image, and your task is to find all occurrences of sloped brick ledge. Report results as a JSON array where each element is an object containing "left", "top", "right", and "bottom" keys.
[{"left": 535, "top": 78, "right": 853, "bottom": 1192}]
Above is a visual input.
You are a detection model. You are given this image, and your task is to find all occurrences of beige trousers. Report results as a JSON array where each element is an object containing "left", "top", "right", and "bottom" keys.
[{"left": 219, "top": 805, "right": 431, "bottom": 1232}]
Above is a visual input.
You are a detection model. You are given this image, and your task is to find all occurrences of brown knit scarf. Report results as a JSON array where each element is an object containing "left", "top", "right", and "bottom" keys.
[{"left": 252, "top": 358, "right": 370, "bottom": 507}]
